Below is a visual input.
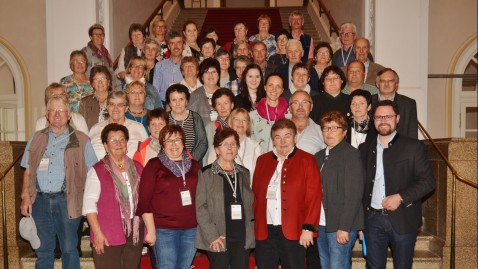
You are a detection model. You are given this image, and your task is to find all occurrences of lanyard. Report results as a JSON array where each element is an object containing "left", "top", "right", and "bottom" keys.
[
  {"left": 174, "top": 161, "right": 187, "bottom": 188},
  {"left": 341, "top": 45, "right": 353, "bottom": 66},
  {"left": 222, "top": 167, "right": 238, "bottom": 200}
]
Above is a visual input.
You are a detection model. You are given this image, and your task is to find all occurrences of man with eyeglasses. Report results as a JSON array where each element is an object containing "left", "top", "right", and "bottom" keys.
[
  {"left": 332, "top": 22, "right": 375, "bottom": 68},
  {"left": 358, "top": 100, "right": 435, "bottom": 269},
  {"left": 372, "top": 68, "right": 418, "bottom": 139},
  {"left": 20, "top": 93, "right": 97, "bottom": 269}
]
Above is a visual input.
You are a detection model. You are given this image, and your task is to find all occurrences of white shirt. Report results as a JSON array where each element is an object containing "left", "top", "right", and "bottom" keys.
[
  {"left": 350, "top": 128, "right": 367, "bottom": 149},
  {"left": 89, "top": 118, "right": 148, "bottom": 160},
  {"left": 266, "top": 156, "right": 284, "bottom": 226},
  {"left": 83, "top": 168, "right": 134, "bottom": 219},
  {"left": 296, "top": 118, "right": 326, "bottom": 155}
]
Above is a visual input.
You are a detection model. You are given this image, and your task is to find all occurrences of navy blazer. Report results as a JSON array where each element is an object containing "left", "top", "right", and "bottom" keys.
[{"left": 358, "top": 133, "right": 436, "bottom": 234}]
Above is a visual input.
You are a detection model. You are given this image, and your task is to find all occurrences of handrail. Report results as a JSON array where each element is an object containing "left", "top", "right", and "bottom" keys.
[
  {"left": 315, "top": 0, "right": 340, "bottom": 37},
  {"left": 418, "top": 122, "right": 477, "bottom": 188},
  {"left": 1, "top": 152, "right": 24, "bottom": 269},
  {"left": 418, "top": 121, "right": 477, "bottom": 269},
  {"left": 113, "top": 0, "right": 173, "bottom": 70}
]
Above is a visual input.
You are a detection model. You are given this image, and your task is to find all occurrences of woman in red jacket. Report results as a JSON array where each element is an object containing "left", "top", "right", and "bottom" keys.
[{"left": 252, "top": 118, "right": 322, "bottom": 269}]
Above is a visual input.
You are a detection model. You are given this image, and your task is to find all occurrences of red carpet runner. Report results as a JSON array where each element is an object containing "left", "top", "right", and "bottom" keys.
[{"left": 200, "top": 8, "right": 284, "bottom": 46}]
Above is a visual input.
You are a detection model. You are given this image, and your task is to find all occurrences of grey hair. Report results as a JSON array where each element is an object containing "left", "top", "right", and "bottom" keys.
[
  {"left": 286, "top": 39, "right": 303, "bottom": 52},
  {"left": 340, "top": 22, "right": 357, "bottom": 34}
]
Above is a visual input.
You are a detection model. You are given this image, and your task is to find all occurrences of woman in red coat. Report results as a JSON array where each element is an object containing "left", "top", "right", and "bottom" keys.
[{"left": 252, "top": 118, "right": 322, "bottom": 269}]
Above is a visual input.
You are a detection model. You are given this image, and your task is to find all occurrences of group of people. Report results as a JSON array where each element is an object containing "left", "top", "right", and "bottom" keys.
[{"left": 20, "top": 8, "right": 436, "bottom": 269}]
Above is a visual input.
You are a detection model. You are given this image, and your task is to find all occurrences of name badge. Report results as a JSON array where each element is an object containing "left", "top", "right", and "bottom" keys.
[
  {"left": 210, "top": 110, "right": 218, "bottom": 121},
  {"left": 266, "top": 183, "right": 279, "bottom": 200},
  {"left": 39, "top": 158, "right": 49, "bottom": 172},
  {"left": 180, "top": 190, "right": 192, "bottom": 206},
  {"left": 231, "top": 204, "right": 242, "bottom": 220}
]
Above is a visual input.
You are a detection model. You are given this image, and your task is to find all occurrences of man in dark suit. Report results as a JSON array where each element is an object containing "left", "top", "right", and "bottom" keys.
[
  {"left": 372, "top": 68, "right": 418, "bottom": 139},
  {"left": 359, "top": 100, "right": 436, "bottom": 269}
]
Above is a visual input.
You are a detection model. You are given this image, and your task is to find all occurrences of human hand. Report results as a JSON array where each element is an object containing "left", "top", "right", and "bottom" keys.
[
  {"left": 20, "top": 195, "right": 32, "bottom": 216},
  {"left": 209, "top": 236, "right": 226, "bottom": 252},
  {"left": 382, "top": 194, "right": 402, "bottom": 211},
  {"left": 144, "top": 230, "right": 156, "bottom": 246},
  {"left": 93, "top": 230, "right": 110, "bottom": 254},
  {"left": 299, "top": 230, "right": 314, "bottom": 248},
  {"left": 336, "top": 230, "right": 349, "bottom": 245}
]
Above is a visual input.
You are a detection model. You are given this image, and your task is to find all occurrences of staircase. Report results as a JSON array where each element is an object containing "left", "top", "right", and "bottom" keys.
[
  {"left": 19, "top": 232, "right": 442, "bottom": 268},
  {"left": 169, "top": 8, "right": 209, "bottom": 35},
  {"left": 278, "top": 7, "right": 321, "bottom": 44}
]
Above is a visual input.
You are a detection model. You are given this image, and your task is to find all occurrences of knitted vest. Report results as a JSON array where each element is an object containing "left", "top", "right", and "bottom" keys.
[{"left": 299, "top": 34, "right": 311, "bottom": 64}]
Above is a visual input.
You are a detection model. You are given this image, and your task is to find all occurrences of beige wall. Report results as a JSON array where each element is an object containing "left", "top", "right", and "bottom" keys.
[
  {"left": 0, "top": 0, "right": 48, "bottom": 135},
  {"left": 322, "top": 0, "right": 364, "bottom": 37},
  {"left": 427, "top": 0, "right": 477, "bottom": 138},
  {"left": 111, "top": 0, "right": 162, "bottom": 59}
]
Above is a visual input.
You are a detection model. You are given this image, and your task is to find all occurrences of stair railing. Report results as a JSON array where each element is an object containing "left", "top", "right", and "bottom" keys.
[
  {"left": 113, "top": 0, "right": 174, "bottom": 70},
  {"left": 418, "top": 121, "right": 477, "bottom": 269},
  {"left": 310, "top": 0, "right": 339, "bottom": 37},
  {"left": 0, "top": 152, "right": 24, "bottom": 269}
]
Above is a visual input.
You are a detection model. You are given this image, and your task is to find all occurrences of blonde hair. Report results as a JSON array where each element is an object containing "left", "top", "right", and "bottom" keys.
[{"left": 228, "top": 108, "right": 252, "bottom": 137}]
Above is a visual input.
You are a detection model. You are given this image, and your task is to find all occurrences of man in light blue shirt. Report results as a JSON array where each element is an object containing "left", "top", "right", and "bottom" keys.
[
  {"left": 20, "top": 93, "right": 97, "bottom": 269},
  {"left": 153, "top": 31, "right": 185, "bottom": 102}
]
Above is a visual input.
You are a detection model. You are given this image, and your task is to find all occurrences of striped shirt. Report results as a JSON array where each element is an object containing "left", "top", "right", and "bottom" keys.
[{"left": 168, "top": 110, "right": 196, "bottom": 153}]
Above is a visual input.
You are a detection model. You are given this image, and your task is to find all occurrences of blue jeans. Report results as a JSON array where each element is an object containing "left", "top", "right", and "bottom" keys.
[
  {"left": 364, "top": 212, "right": 417, "bottom": 269},
  {"left": 32, "top": 192, "right": 81, "bottom": 269},
  {"left": 317, "top": 226, "right": 357, "bottom": 269},
  {"left": 154, "top": 227, "right": 197, "bottom": 269}
]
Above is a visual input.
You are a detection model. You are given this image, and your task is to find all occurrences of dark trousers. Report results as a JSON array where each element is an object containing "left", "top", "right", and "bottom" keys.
[
  {"left": 306, "top": 238, "right": 321, "bottom": 269},
  {"left": 255, "top": 225, "right": 306, "bottom": 269},
  {"left": 92, "top": 220, "right": 144, "bottom": 269},
  {"left": 207, "top": 240, "right": 250, "bottom": 269},
  {"left": 364, "top": 212, "right": 417, "bottom": 269}
]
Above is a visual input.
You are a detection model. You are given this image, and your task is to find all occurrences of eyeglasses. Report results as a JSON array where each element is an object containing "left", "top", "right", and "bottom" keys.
[
  {"left": 108, "top": 137, "right": 127, "bottom": 145},
  {"left": 290, "top": 100, "right": 312, "bottom": 106},
  {"left": 127, "top": 91, "right": 145, "bottom": 96},
  {"left": 48, "top": 109, "right": 68, "bottom": 114},
  {"left": 324, "top": 76, "right": 341, "bottom": 82},
  {"left": 204, "top": 70, "right": 218, "bottom": 75},
  {"left": 219, "top": 143, "right": 238, "bottom": 149},
  {"left": 340, "top": 32, "right": 356, "bottom": 37},
  {"left": 317, "top": 51, "right": 330, "bottom": 56},
  {"left": 373, "top": 115, "right": 397, "bottom": 122},
  {"left": 164, "top": 138, "right": 183, "bottom": 146},
  {"left": 130, "top": 65, "right": 145, "bottom": 70},
  {"left": 93, "top": 77, "right": 108, "bottom": 82},
  {"left": 92, "top": 33, "right": 105, "bottom": 37},
  {"left": 108, "top": 103, "right": 126, "bottom": 109},
  {"left": 321, "top": 126, "right": 343, "bottom": 132}
]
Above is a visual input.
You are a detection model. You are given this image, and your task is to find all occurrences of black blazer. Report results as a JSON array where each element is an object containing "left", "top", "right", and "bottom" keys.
[
  {"left": 275, "top": 64, "right": 320, "bottom": 98},
  {"left": 358, "top": 133, "right": 436, "bottom": 234},
  {"left": 315, "top": 140, "right": 365, "bottom": 232},
  {"left": 371, "top": 93, "right": 418, "bottom": 139}
]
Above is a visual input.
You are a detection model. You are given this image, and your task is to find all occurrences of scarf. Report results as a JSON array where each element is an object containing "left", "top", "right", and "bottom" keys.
[
  {"left": 87, "top": 41, "right": 112, "bottom": 67},
  {"left": 256, "top": 97, "right": 289, "bottom": 123},
  {"left": 352, "top": 116, "right": 370, "bottom": 134},
  {"left": 158, "top": 149, "right": 192, "bottom": 177},
  {"left": 103, "top": 155, "right": 141, "bottom": 244}
]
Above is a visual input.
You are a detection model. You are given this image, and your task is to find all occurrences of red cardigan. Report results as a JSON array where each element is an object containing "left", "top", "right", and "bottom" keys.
[{"left": 252, "top": 148, "right": 322, "bottom": 240}]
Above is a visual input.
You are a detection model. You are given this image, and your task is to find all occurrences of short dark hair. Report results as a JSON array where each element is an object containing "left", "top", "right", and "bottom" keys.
[
  {"left": 182, "top": 20, "right": 197, "bottom": 32},
  {"left": 265, "top": 72, "right": 284, "bottom": 86},
  {"left": 376, "top": 68, "right": 400, "bottom": 84},
  {"left": 213, "top": 127, "right": 240, "bottom": 148},
  {"left": 349, "top": 89, "right": 372, "bottom": 106},
  {"left": 214, "top": 48, "right": 229, "bottom": 58},
  {"left": 320, "top": 65, "right": 347, "bottom": 90},
  {"left": 202, "top": 27, "right": 220, "bottom": 39},
  {"left": 165, "top": 84, "right": 190, "bottom": 105},
  {"left": 271, "top": 118, "right": 297, "bottom": 138},
  {"left": 90, "top": 65, "right": 112, "bottom": 86},
  {"left": 313, "top": 42, "right": 333, "bottom": 65},
  {"left": 320, "top": 110, "right": 348, "bottom": 131},
  {"left": 291, "top": 62, "right": 309, "bottom": 76},
  {"left": 167, "top": 31, "right": 184, "bottom": 42},
  {"left": 88, "top": 24, "right": 105, "bottom": 37},
  {"left": 274, "top": 28, "right": 292, "bottom": 42},
  {"left": 212, "top": 88, "right": 235, "bottom": 108},
  {"left": 200, "top": 38, "right": 216, "bottom": 50},
  {"left": 101, "top": 123, "right": 129, "bottom": 144},
  {"left": 129, "top": 23, "right": 146, "bottom": 40},
  {"left": 198, "top": 58, "right": 221, "bottom": 85},
  {"left": 347, "top": 60, "right": 365, "bottom": 73},
  {"left": 159, "top": 124, "right": 186, "bottom": 148},
  {"left": 373, "top": 100, "right": 399, "bottom": 116},
  {"left": 147, "top": 108, "right": 169, "bottom": 126}
]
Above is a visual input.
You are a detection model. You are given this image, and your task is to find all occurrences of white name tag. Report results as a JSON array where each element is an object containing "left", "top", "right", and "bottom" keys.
[
  {"left": 39, "top": 158, "right": 49, "bottom": 172},
  {"left": 210, "top": 111, "right": 218, "bottom": 121},
  {"left": 180, "top": 190, "right": 192, "bottom": 206},
  {"left": 231, "top": 204, "right": 242, "bottom": 220},
  {"left": 266, "top": 183, "right": 279, "bottom": 200}
]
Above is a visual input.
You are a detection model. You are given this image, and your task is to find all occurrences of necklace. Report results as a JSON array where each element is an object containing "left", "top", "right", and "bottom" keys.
[
  {"left": 280, "top": 54, "right": 287, "bottom": 65},
  {"left": 129, "top": 108, "right": 144, "bottom": 116},
  {"left": 115, "top": 159, "right": 125, "bottom": 172}
]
